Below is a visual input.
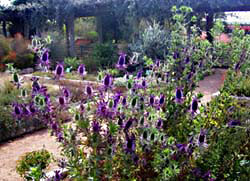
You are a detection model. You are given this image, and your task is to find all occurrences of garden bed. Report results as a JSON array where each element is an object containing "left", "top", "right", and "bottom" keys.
[{"left": 0, "top": 118, "right": 46, "bottom": 143}]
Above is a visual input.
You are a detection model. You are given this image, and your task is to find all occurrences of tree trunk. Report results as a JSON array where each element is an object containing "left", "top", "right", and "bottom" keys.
[
  {"left": 206, "top": 12, "right": 214, "bottom": 43},
  {"left": 66, "top": 21, "right": 70, "bottom": 56},
  {"left": 96, "top": 15, "right": 103, "bottom": 43},
  {"left": 24, "top": 20, "right": 29, "bottom": 39},
  {"left": 66, "top": 16, "right": 76, "bottom": 57},
  {"left": 2, "top": 21, "right": 7, "bottom": 37}
]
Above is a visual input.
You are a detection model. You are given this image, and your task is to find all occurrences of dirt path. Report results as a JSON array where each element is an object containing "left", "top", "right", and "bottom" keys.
[
  {"left": 0, "top": 69, "right": 227, "bottom": 181},
  {"left": 195, "top": 68, "right": 227, "bottom": 103},
  {"left": 0, "top": 129, "right": 60, "bottom": 181}
]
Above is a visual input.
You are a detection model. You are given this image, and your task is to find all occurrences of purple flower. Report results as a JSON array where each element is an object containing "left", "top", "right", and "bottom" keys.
[
  {"left": 156, "top": 119, "right": 163, "bottom": 129},
  {"left": 197, "top": 129, "right": 207, "bottom": 147},
  {"left": 54, "top": 170, "right": 62, "bottom": 181},
  {"left": 173, "top": 52, "right": 180, "bottom": 59},
  {"left": 125, "top": 134, "right": 136, "bottom": 154},
  {"left": 185, "top": 56, "right": 190, "bottom": 64},
  {"left": 159, "top": 93, "right": 165, "bottom": 106},
  {"left": 58, "top": 96, "right": 66, "bottom": 106},
  {"left": 55, "top": 63, "right": 64, "bottom": 78},
  {"left": 86, "top": 85, "right": 93, "bottom": 97},
  {"left": 176, "top": 143, "right": 187, "bottom": 152},
  {"left": 29, "top": 103, "right": 36, "bottom": 114},
  {"left": 191, "top": 98, "right": 198, "bottom": 113},
  {"left": 124, "top": 118, "right": 134, "bottom": 131},
  {"left": 228, "top": 120, "right": 241, "bottom": 127},
  {"left": 175, "top": 88, "right": 183, "bottom": 103},
  {"left": 155, "top": 59, "right": 160, "bottom": 67},
  {"left": 41, "top": 50, "right": 49, "bottom": 64},
  {"left": 92, "top": 120, "right": 101, "bottom": 133},
  {"left": 136, "top": 70, "right": 142, "bottom": 79},
  {"left": 149, "top": 95, "right": 155, "bottom": 106},
  {"left": 13, "top": 104, "right": 22, "bottom": 117},
  {"left": 116, "top": 53, "right": 127, "bottom": 69},
  {"left": 103, "top": 74, "right": 112, "bottom": 88},
  {"left": 78, "top": 64, "right": 86, "bottom": 77},
  {"left": 63, "top": 88, "right": 70, "bottom": 99},
  {"left": 122, "top": 96, "right": 127, "bottom": 106},
  {"left": 22, "top": 105, "right": 31, "bottom": 116},
  {"left": 141, "top": 79, "right": 147, "bottom": 89}
]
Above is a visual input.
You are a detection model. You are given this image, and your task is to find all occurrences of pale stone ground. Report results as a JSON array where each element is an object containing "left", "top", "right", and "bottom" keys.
[{"left": 0, "top": 69, "right": 226, "bottom": 181}]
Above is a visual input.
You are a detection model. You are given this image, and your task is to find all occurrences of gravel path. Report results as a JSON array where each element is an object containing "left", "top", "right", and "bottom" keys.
[{"left": 0, "top": 69, "right": 227, "bottom": 181}]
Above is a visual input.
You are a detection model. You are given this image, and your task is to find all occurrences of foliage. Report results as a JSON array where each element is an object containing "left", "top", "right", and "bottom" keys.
[
  {"left": 211, "top": 21, "right": 250, "bottom": 68},
  {"left": 0, "top": 78, "right": 45, "bottom": 142},
  {"left": 0, "top": 35, "right": 11, "bottom": 59},
  {"left": 130, "top": 21, "right": 168, "bottom": 59},
  {"left": 92, "top": 43, "right": 118, "bottom": 68},
  {"left": 16, "top": 149, "right": 52, "bottom": 180},
  {"left": 64, "top": 57, "right": 81, "bottom": 71}
]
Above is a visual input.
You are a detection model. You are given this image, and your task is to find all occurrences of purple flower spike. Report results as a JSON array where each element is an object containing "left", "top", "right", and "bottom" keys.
[
  {"left": 125, "top": 134, "right": 136, "bottom": 154},
  {"left": 103, "top": 74, "right": 112, "bottom": 88},
  {"left": 155, "top": 59, "right": 160, "bottom": 67},
  {"left": 122, "top": 96, "right": 127, "bottom": 106},
  {"left": 159, "top": 93, "right": 165, "bottom": 106},
  {"left": 55, "top": 63, "right": 64, "bottom": 78},
  {"left": 176, "top": 143, "right": 187, "bottom": 152},
  {"left": 78, "top": 64, "right": 86, "bottom": 77},
  {"left": 149, "top": 95, "right": 155, "bottom": 106},
  {"left": 141, "top": 79, "right": 147, "bottom": 89},
  {"left": 175, "top": 88, "right": 183, "bottom": 103},
  {"left": 63, "top": 88, "right": 70, "bottom": 99},
  {"left": 228, "top": 120, "right": 241, "bottom": 127},
  {"left": 156, "top": 119, "right": 163, "bottom": 129},
  {"left": 41, "top": 50, "right": 49, "bottom": 64},
  {"left": 13, "top": 104, "right": 22, "bottom": 117},
  {"left": 29, "top": 103, "right": 36, "bottom": 114},
  {"left": 197, "top": 129, "right": 207, "bottom": 147},
  {"left": 116, "top": 53, "right": 127, "bottom": 69},
  {"left": 86, "top": 85, "right": 93, "bottom": 96},
  {"left": 191, "top": 98, "right": 198, "bottom": 113},
  {"left": 22, "top": 105, "right": 31, "bottom": 116},
  {"left": 92, "top": 120, "right": 101, "bottom": 133},
  {"left": 136, "top": 70, "right": 142, "bottom": 79},
  {"left": 54, "top": 170, "right": 61, "bottom": 181},
  {"left": 59, "top": 96, "right": 65, "bottom": 106}
]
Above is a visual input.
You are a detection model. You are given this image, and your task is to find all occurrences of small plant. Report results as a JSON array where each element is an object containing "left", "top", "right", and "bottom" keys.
[
  {"left": 16, "top": 149, "right": 52, "bottom": 180},
  {"left": 64, "top": 57, "right": 82, "bottom": 72}
]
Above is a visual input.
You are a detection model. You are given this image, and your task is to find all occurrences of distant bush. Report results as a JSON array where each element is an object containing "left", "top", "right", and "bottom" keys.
[
  {"left": 2, "top": 52, "right": 35, "bottom": 69},
  {"left": 92, "top": 43, "right": 118, "bottom": 68},
  {"left": 0, "top": 35, "right": 11, "bottom": 59},
  {"left": 129, "top": 21, "right": 168, "bottom": 59},
  {"left": 48, "top": 31, "right": 67, "bottom": 68}
]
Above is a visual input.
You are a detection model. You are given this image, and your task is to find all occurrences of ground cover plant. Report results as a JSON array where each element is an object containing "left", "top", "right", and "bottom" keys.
[{"left": 9, "top": 6, "right": 250, "bottom": 181}]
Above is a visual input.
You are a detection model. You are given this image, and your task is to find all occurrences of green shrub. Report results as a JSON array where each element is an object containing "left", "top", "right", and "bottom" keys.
[
  {"left": 2, "top": 53, "right": 35, "bottom": 69},
  {"left": 92, "top": 43, "right": 118, "bottom": 68},
  {"left": 222, "top": 70, "right": 250, "bottom": 97},
  {"left": 16, "top": 149, "right": 52, "bottom": 179},
  {"left": 86, "top": 31, "right": 98, "bottom": 41},
  {"left": 0, "top": 35, "right": 11, "bottom": 59},
  {"left": 64, "top": 57, "right": 82, "bottom": 71}
]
